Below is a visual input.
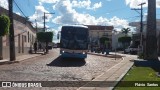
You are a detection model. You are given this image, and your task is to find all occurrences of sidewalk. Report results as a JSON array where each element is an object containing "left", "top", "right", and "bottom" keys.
[
  {"left": 77, "top": 54, "right": 136, "bottom": 90},
  {"left": 0, "top": 51, "right": 44, "bottom": 65},
  {"left": 87, "top": 52, "right": 124, "bottom": 58}
]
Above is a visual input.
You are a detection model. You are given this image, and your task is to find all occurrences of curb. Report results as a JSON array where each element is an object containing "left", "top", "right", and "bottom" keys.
[
  {"left": 87, "top": 53, "right": 123, "bottom": 58},
  {"left": 0, "top": 54, "right": 42, "bottom": 65},
  {"left": 77, "top": 57, "right": 125, "bottom": 90},
  {"left": 16, "top": 54, "right": 42, "bottom": 61},
  {"left": 77, "top": 57, "right": 135, "bottom": 90},
  {"left": 0, "top": 60, "right": 19, "bottom": 65},
  {"left": 109, "top": 59, "right": 134, "bottom": 90}
]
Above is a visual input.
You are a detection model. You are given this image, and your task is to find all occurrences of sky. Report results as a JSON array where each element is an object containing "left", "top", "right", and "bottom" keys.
[{"left": 1, "top": 0, "right": 160, "bottom": 42}]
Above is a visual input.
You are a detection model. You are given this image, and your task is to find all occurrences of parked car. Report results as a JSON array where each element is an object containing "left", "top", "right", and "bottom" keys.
[
  {"left": 124, "top": 47, "right": 130, "bottom": 54},
  {"left": 47, "top": 45, "right": 53, "bottom": 50},
  {"left": 53, "top": 44, "right": 57, "bottom": 48},
  {"left": 124, "top": 46, "right": 139, "bottom": 54}
]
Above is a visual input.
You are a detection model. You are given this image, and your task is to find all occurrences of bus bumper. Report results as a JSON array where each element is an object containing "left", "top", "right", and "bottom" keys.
[{"left": 61, "top": 52, "right": 87, "bottom": 59}]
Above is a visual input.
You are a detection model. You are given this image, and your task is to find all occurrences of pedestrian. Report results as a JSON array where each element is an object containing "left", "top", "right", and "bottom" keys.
[
  {"left": 91, "top": 44, "right": 93, "bottom": 52},
  {"left": 102, "top": 44, "right": 105, "bottom": 54},
  {"left": 34, "top": 42, "right": 37, "bottom": 53},
  {"left": 38, "top": 43, "right": 42, "bottom": 51}
]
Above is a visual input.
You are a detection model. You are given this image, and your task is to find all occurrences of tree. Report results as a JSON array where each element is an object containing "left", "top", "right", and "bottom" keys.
[
  {"left": 144, "top": 0, "right": 158, "bottom": 60},
  {"left": 37, "top": 32, "right": 53, "bottom": 53},
  {"left": 99, "top": 37, "right": 109, "bottom": 49},
  {"left": 0, "top": 14, "right": 10, "bottom": 59},
  {"left": 99, "top": 37, "right": 109, "bottom": 45},
  {"left": 118, "top": 36, "right": 131, "bottom": 49},
  {"left": 121, "top": 28, "right": 131, "bottom": 36},
  {"left": 0, "top": 15, "right": 10, "bottom": 36}
]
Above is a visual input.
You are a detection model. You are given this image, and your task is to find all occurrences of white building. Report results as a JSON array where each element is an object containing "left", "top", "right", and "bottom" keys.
[{"left": 129, "top": 20, "right": 160, "bottom": 54}]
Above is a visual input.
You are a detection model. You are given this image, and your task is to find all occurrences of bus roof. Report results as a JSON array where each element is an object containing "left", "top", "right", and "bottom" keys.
[{"left": 62, "top": 25, "right": 88, "bottom": 28}]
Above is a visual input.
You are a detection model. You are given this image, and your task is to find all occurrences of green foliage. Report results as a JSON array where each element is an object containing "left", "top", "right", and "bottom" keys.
[
  {"left": 37, "top": 32, "right": 53, "bottom": 42},
  {"left": 99, "top": 37, "right": 109, "bottom": 44},
  {"left": 118, "top": 36, "right": 131, "bottom": 43},
  {"left": 0, "top": 14, "right": 10, "bottom": 36},
  {"left": 138, "top": 52, "right": 144, "bottom": 59},
  {"left": 121, "top": 28, "right": 131, "bottom": 36},
  {"left": 115, "top": 66, "right": 160, "bottom": 90}
]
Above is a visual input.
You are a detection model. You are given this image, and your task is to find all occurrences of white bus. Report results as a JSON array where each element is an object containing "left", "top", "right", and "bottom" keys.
[{"left": 60, "top": 25, "right": 89, "bottom": 59}]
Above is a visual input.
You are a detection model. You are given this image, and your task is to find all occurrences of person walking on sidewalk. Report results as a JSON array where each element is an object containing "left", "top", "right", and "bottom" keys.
[
  {"left": 38, "top": 43, "right": 42, "bottom": 51},
  {"left": 34, "top": 42, "right": 37, "bottom": 53}
]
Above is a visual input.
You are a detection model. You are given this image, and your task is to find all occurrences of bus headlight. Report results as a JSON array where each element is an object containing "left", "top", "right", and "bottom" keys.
[
  {"left": 83, "top": 52, "right": 85, "bottom": 54},
  {"left": 62, "top": 51, "right": 64, "bottom": 53}
]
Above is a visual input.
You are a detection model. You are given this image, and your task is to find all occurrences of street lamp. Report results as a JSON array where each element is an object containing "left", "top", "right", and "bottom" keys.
[{"left": 43, "top": 12, "right": 55, "bottom": 32}]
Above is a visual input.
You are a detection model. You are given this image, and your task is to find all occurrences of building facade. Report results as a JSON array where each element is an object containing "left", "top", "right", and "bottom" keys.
[
  {"left": 129, "top": 20, "right": 160, "bottom": 55},
  {"left": 0, "top": 7, "right": 36, "bottom": 59},
  {"left": 86, "top": 25, "right": 113, "bottom": 50}
]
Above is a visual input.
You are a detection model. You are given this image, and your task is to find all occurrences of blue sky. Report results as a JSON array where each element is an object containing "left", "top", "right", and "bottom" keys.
[{"left": 1, "top": 0, "right": 160, "bottom": 42}]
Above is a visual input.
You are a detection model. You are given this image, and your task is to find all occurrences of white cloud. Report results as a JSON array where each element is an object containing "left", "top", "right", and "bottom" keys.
[
  {"left": 92, "top": 2, "right": 102, "bottom": 10},
  {"left": 52, "top": 0, "right": 129, "bottom": 30},
  {"left": 39, "top": 0, "right": 59, "bottom": 4},
  {"left": 71, "top": 0, "right": 91, "bottom": 9},
  {"left": 52, "top": 0, "right": 97, "bottom": 25},
  {"left": 108, "top": 16, "right": 129, "bottom": 30},
  {"left": 36, "top": 0, "right": 130, "bottom": 42},
  {"left": 29, "top": 5, "right": 53, "bottom": 28},
  {"left": 125, "top": 0, "right": 160, "bottom": 8},
  {"left": 31, "top": 0, "right": 129, "bottom": 32},
  {"left": 15, "top": 12, "right": 21, "bottom": 16},
  {"left": 52, "top": 0, "right": 101, "bottom": 10},
  {"left": 0, "top": 0, "right": 8, "bottom": 9},
  {"left": 71, "top": 0, "right": 102, "bottom": 10},
  {"left": 125, "top": 0, "right": 147, "bottom": 8},
  {"left": 156, "top": 0, "right": 160, "bottom": 8}
]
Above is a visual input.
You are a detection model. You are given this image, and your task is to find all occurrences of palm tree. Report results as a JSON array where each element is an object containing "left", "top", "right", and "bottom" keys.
[
  {"left": 144, "top": 0, "right": 158, "bottom": 60},
  {"left": 121, "top": 28, "right": 131, "bottom": 36},
  {"left": 121, "top": 28, "right": 131, "bottom": 49}
]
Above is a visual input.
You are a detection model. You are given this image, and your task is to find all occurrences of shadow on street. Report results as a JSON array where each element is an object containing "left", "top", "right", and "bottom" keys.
[
  {"left": 47, "top": 56, "right": 86, "bottom": 67},
  {"left": 134, "top": 60, "right": 160, "bottom": 72}
]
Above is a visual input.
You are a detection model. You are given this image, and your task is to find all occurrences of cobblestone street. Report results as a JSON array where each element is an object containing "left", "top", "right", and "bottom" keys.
[{"left": 0, "top": 48, "right": 126, "bottom": 90}]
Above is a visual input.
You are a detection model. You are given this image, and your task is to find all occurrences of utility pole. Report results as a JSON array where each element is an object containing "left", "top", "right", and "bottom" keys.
[
  {"left": 35, "top": 19, "right": 38, "bottom": 43},
  {"left": 131, "top": 2, "right": 146, "bottom": 55},
  {"left": 43, "top": 12, "right": 45, "bottom": 32},
  {"left": 139, "top": 3, "right": 146, "bottom": 52},
  {"left": 35, "top": 19, "right": 38, "bottom": 33},
  {"left": 43, "top": 12, "right": 55, "bottom": 32},
  {"left": 8, "top": 0, "right": 16, "bottom": 61}
]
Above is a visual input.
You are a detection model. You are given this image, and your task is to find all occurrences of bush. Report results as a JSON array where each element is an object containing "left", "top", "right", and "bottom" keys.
[
  {"left": 99, "top": 37, "right": 109, "bottom": 44},
  {"left": 118, "top": 36, "right": 131, "bottom": 43},
  {"left": 138, "top": 52, "right": 144, "bottom": 59},
  {"left": 37, "top": 32, "right": 53, "bottom": 42},
  {"left": 0, "top": 14, "right": 10, "bottom": 36}
]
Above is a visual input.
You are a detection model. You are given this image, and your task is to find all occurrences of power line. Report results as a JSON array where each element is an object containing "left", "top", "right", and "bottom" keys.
[
  {"left": 107, "top": 7, "right": 128, "bottom": 14},
  {"left": 91, "top": 7, "right": 129, "bottom": 16},
  {"left": 27, "top": 0, "right": 35, "bottom": 13},
  {"left": 125, "top": 16, "right": 140, "bottom": 19},
  {"left": 13, "top": 0, "right": 27, "bottom": 18}
]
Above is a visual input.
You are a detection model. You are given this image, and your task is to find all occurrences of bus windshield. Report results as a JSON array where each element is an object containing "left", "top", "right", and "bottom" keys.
[{"left": 60, "top": 26, "right": 89, "bottom": 50}]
